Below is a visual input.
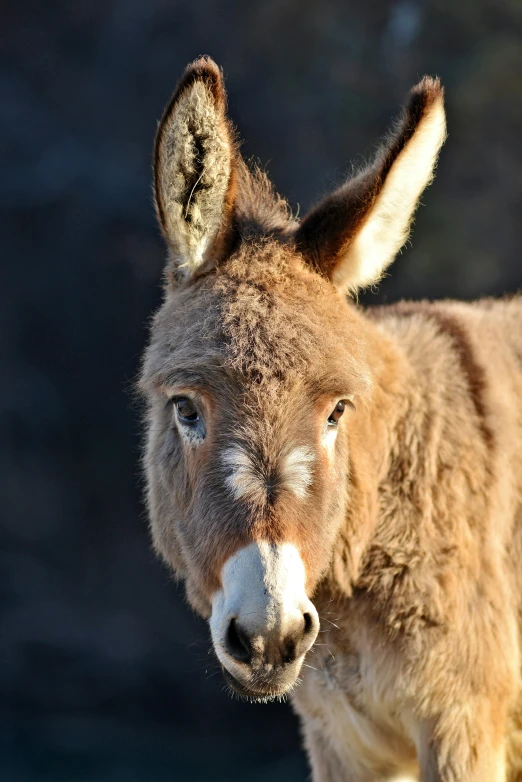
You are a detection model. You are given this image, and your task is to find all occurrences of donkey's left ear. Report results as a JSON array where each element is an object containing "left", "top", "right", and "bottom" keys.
[
  {"left": 295, "top": 77, "right": 446, "bottom": 293},
  {"left": 154, "top": 57, "right": 237, "bottom": 282}
]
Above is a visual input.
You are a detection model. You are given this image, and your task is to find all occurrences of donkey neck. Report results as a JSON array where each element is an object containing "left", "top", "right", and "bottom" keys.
[
  {"left": 354, "top": 308, "right": 413, "bottom": 481},
  {"left": 330, "top": 300, "right": 496, "bottom": 625}
]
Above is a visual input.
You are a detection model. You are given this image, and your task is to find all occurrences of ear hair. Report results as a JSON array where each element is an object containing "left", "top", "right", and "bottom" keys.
[
  {"left": 295, "top": 77, "right": 446, "bottom": 293},
  {"left": 154, "top": 57, "right": 237, "bottom": 283}
]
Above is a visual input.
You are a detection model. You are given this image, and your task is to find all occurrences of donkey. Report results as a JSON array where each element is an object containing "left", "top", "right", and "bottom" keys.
[{"left": 140, "top": 57, "right": 522, "bottom": 780}]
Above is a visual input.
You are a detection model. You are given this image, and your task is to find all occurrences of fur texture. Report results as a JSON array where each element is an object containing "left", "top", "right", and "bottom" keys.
[
  {"left": 141, "top": 58, "right": 522, "bottom": 780},
  {"left": 222, "top": 444, "right": 315, "bottom": 506}
]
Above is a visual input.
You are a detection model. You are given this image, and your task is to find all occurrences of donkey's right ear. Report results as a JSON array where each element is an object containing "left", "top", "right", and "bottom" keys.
[{"left": 154, "top": 57, "right": 237, "bottom": 283}]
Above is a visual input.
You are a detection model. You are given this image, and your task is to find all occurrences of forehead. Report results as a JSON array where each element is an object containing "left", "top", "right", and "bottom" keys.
[{"left": 142, "top": 242, "right": 370, "bottom": 400}]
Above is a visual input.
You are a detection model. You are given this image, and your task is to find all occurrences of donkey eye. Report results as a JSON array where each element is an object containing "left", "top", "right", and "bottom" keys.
[
  {"left": 173, "top": 397, "right": 199, "bottom": 424},
  {"left": 327, "top": 401, "right": 346, "bottom": 425}
]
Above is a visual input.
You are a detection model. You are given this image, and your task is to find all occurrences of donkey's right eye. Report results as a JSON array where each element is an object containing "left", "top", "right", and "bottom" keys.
[{"left": 173, "top": 397, "right": 199, "bottom": 424}]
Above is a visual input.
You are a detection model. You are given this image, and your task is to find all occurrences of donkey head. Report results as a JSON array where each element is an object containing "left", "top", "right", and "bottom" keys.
[{"left": 141, "top": 57, "right": 446, "bottom": 700}]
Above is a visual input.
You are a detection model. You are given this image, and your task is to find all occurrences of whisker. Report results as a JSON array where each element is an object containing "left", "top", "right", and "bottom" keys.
[{"left": 322, "top": 618, "right": 341, "bottom": 630}]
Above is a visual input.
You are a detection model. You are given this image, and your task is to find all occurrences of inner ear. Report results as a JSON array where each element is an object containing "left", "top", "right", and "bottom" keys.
[{"left": 154, "top": 57, "right": 237, "bottom": 283}]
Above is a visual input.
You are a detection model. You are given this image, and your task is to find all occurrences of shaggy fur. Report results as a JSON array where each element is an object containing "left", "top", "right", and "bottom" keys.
[{"left": 141, "top": 58, "right": 522, "bottom": 780}]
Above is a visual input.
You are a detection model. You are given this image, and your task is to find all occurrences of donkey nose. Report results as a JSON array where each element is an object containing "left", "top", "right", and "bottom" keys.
[
  {"left": 225, "top": 618, "right": 253, "bottom": 664},
  {"left": 225, "top": 611, "right": 319, "bottom": 667}
]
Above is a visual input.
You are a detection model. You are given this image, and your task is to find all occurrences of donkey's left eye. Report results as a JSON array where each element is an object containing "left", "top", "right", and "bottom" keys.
[
  {"left": 328, "top": 401, "right": 346, "bottom": 425},
  {"left": 174, "top": 397, "right": 199, "bottom": 423}
]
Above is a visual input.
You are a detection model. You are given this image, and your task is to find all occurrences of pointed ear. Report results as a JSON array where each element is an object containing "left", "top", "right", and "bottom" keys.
[
  {"left": 295, "top": 77, "right": 446, "bottom": 293},
  {"left": 154, "top": 57, "right": 237, "bottom": 282}
]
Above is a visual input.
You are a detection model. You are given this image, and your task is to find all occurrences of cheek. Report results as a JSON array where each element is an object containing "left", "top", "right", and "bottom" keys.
[
  {"left": 146, "top": 405, "right": 181, "bottom": 472},
  {"left": 169, "top": 421, "right": 214, "bottom": 498},
  {"left": 146, "top": 424, "right": 206, "bottom": 556},
  {"left": 146, "top": 412, "right": 242, "bottom": 603},
  {"left": 290, "top": 454, "right": 347, "bottom": 592},
  {"left": 173, "top": 416, "right": 206, "bottom": 448},
  {"left": 322, "top": 425, "right": 338, "bottom": 462},
  {"left": 319, "top": 420, "right": 349, "bottom": 485}
]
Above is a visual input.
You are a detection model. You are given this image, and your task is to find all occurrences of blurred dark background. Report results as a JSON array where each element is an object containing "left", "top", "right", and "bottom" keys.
[{"left": 2, "top": 1, "right": 522, "bottom": 780}]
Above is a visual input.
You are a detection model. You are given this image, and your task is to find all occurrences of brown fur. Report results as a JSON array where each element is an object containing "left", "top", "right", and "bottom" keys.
[{"left": 140, "top": 58, "right": 522, "bottom": 780}]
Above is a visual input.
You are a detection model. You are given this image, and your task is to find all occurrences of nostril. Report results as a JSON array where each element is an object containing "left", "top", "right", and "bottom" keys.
[
  {"left": 225, "top": 618, "right": 252, "bottom": 664},
  {"left": 282, "top": 640, "right": 296, "bottom": 665},
  {"left": 303, "top": 612, "right": 313, "bottom": 635},
  {"left": 294, "top": 609, "right": 319, "bottom": 659}
]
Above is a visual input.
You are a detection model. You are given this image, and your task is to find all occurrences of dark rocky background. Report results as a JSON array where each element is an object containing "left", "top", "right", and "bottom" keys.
[{"left": 2, "top": 1, "right": 522, "bottom": 780}]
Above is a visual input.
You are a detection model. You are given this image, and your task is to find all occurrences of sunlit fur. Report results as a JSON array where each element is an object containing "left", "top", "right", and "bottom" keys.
[
  {"left": 141, "top": 57, "right": 522, "bottom": 781},
  {"left": 222, "top": 444, "right": 315, "bottom": 505},
  {"left": 278, "top": 446, "right": 315, "bottom": 499},
  {"left": 222, "top": 445, "right": 266, "bottom": 505}
]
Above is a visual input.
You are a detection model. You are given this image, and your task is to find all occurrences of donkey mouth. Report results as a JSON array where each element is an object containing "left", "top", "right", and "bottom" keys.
[{"left": 221, "top": 665, "right": 300, "bottom": 702}]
